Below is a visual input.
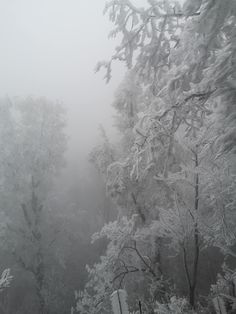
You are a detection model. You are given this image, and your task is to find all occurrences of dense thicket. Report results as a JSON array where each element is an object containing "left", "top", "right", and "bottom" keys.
[
  {"left": 0, "top": 98, "right": 109, "bottom": 314},
  {"left": 0, "top": 1, "right": 235, "bottom": 313},
  {"left": 75, "top": 0, "right": 236, "bottom": 313}
]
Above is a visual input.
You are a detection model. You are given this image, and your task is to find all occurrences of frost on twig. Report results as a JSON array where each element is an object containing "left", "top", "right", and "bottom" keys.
[{"left": 0, "top": 269, "right": 13, "bottom": 292}]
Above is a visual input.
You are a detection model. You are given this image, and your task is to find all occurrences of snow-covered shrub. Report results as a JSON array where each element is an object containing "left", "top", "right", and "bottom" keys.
[
  {"left": 211, "top": 265, "right": 236, "bottom": 313},
  {"left": 154, "top": 296, "right": 195, "bottom": 314}
]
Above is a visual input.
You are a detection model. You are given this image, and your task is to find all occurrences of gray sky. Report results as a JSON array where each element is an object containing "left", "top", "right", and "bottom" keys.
[{"left": 0, "top": 0, "right": 125, "bottom": 163}]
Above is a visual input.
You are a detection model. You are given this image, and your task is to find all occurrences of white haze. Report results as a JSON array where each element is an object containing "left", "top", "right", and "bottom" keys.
[
  {"left": 0, "top": 0, "right": 125, "bottom": 166},
  {"left": 0, "top": 0, "right": 184, "bottom": 168}
]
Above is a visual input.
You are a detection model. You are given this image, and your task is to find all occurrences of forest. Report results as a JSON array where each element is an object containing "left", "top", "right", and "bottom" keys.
[{"left": 0, "top": 0, "right": 235, "bottom": 313}]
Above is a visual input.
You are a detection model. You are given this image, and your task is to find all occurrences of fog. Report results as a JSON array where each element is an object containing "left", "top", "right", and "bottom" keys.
[
  {"left": 0, "top": 0, "right": 124, "bottom": 164},
  {"left": 0, "top": 1, "right": 235, "bottom": 313}
]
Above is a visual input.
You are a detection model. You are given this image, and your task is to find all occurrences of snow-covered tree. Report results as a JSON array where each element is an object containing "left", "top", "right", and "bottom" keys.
[
  {"left": 77, "top": 0, "right": 236, "bottom": 312},
  {"left": 0, "top": 97, "right": 67, "bottom": 313}
]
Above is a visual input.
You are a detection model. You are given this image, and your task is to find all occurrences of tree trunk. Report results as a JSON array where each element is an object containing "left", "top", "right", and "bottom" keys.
[
  {"left": 189, "top": 148, "right": 200, "bottom": 308},
  {"left": 182, "top": 148, "right": 200, "bottom": 309}
]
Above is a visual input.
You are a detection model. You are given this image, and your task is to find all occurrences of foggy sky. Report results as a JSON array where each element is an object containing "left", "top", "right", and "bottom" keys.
[
  {"left": 0, "top": 0, "right": 124, "bottom": 165},
  {"left": 0, "top": 0, "right": 184, "bottom": 168}
]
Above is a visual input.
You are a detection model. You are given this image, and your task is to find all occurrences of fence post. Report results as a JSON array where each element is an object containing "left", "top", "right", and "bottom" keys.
[
  {"left": 212, "top": 296, "right": 227, "bottom": 314},
  {"left": 111, "top": 289, "right": 129, "bottom": 314}
]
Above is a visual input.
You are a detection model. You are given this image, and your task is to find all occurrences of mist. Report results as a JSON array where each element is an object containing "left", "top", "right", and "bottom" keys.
[
  {"left": 0, "top": 0, "right": 124, "bottom": 164},
  {"left": 0, "top": 1, "right": 235, "bottom": 313}
]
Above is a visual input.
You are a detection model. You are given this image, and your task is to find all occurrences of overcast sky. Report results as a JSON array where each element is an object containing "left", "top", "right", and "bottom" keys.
[{"left": 0, "top": 0, "right": 126, "bottom": 164}]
